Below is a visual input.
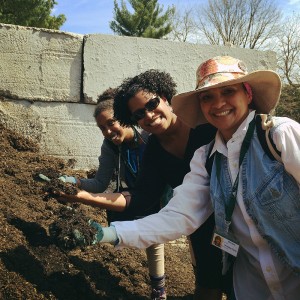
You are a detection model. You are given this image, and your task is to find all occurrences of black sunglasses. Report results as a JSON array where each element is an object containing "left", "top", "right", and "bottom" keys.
[{"left": 131, "top": 97, "right": 160, "bottom": 122}]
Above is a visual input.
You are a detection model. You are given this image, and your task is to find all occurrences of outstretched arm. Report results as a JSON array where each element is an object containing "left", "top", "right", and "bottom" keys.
[
  {"left": 112, "top": 144, "right": 213, "bottom": 249},
  {"left": 58, "top": 190, "right": 127, "bottom": 212},
  {"left": 59, "top": 144, "right": 213, "bottom": 250}
]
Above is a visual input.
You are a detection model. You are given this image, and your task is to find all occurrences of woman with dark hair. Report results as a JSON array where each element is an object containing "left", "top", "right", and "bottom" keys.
[{"left": 112, "top": 70, "right": 224, "bottom": 300}]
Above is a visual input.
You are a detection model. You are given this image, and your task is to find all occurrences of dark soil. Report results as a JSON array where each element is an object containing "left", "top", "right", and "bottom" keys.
[
  {"left": 0, "top": 123, "right": 195, "bottom": 299},
  {"left": 41, "top": 178, "right": 79, "bottom": 201},
  {"left": 48, "top": 206, "right": 98, "bottom": 250}
]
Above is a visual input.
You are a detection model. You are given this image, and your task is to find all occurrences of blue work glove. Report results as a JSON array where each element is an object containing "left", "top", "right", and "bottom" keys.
[
  {"left": 58, "top": 175, "right": 77, "bottom": 184},
  {"left": 72, "top": 220, "right": 118, "bottom": 246},
  {"left": 88, "top": 220, "right": 104, "bottom": 244}
]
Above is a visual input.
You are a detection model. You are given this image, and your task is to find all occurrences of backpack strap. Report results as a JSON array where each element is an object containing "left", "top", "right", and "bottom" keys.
[{"left": 255, "top": 114, "right": 282, "bottom": 163}]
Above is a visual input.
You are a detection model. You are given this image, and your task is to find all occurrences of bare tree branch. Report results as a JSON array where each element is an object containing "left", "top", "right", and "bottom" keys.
[
  {"left": 276, "top": 13, "right": 300, "bottom": 86},
  {"left": 195, "top": 0, "right": 282, "bottom": 49},
  {"left": 167, "top": 6, "right": 197, "bottom": 42}
]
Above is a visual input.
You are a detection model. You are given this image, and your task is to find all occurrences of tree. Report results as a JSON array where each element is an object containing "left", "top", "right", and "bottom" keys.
[
  {"left": 168, "top": 6, "right": 198, "bottom": 43},
  {"left": 196, "top": 0, "right": 281, "bottom": 49},
  {"left": 0, "top": 0, "right": 66, "bottom": 30},
  {"left": 276, "top": 13, "right": 300, "bottom": 87},
  {"left": 110, "top": 0, "right": 175, "bottom": 39}
]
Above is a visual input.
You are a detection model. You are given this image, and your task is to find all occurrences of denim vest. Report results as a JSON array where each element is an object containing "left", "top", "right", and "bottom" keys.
[{"left": 209, "top": 117, "right": 300, "bottom": 275}]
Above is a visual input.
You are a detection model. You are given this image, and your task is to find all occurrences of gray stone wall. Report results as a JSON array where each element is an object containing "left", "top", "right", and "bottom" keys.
[{"left": 0, "top": 23, "right": 277, "bottom": 169}]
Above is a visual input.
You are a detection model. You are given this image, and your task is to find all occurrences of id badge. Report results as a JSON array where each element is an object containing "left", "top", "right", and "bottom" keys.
[{"left": 211, "top": 229, "right": 239, "bottom": 257}]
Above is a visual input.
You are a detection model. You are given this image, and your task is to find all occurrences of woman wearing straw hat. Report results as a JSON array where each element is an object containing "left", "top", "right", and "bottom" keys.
[{"left": 65, "top": 56, "right": 300, "bottom": 299}]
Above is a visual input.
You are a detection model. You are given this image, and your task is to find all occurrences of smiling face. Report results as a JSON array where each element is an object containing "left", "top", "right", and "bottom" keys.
[
  {"left": 95, "top": 109, "right": 133, "bottom": 145},
  {"left": 128, "top": 90, "right": 174, "bottom": 135},
  {"left": 198, "top": 83, "right": 251, "bottom": 142}
]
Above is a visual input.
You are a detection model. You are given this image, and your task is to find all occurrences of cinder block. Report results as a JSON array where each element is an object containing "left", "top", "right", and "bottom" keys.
[
  {"left": 83, "top": 34, "right": 277, "bottom": 103},
  {"left": 0, "top": 23, "right": 83, "bottom": 102}
]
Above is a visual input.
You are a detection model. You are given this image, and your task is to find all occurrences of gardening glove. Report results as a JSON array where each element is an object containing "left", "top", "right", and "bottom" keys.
[
  {"left": 58, "top": 175, "right": 77, "bottom": 185},
  {"left": 89, "top": 220, "right": 119, "bottom": 244},
  {"left": 72, "top": 220, "right": 118, "bottom": 246}
]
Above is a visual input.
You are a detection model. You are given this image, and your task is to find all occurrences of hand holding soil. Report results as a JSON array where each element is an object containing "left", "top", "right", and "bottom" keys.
[
  {"left": 37, "top": 173, "right": 100, "bottom": 251},
  {"left": 37, "top": 172, "right": 79, "bottom": 201},
  {"left": 49, "top": 206, "right": 98, "bottom": 250}
]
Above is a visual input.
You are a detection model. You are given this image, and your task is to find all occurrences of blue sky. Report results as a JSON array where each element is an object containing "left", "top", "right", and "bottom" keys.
[{"left": 53, "top": 0, "right": 300, "bottom": 35}]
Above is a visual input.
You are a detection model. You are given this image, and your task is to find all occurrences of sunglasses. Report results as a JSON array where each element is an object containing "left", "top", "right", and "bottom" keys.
[{"left": 131, "top": 96, "right": 160, "bottom": 122}]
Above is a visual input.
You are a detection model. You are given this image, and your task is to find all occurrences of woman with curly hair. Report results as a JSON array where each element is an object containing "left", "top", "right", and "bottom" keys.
[{"left": 112, "top": 70, "right": 225, "bottom": 300}]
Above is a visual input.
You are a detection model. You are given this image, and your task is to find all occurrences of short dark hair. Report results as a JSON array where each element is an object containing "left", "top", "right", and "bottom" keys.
[
  {"left": 93, "top": 87, "right": 117, "bottom": 119},
  {"left": 113, "top": 69, "right": 177, "bottom": 126}
]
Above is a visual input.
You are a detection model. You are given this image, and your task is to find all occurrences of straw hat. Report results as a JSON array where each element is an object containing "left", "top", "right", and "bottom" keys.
[{"left": 172, "top": 56, "right": 281, "bottom": 127}]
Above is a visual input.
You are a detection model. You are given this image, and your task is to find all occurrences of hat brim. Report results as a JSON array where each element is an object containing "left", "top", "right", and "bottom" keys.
[{"left": 172, "top": 70, "right": 281, "bottom": 128}]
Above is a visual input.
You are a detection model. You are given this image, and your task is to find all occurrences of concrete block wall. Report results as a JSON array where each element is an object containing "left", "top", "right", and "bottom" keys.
[
  {"left": 0, "top": 23, "right": 278, "bottom": 169},
  {"left": 0, "top": 23, "right": 83, "bottom": 102},
  {"left": 83, "top": 34, "right": 277, "bottom": 103}
]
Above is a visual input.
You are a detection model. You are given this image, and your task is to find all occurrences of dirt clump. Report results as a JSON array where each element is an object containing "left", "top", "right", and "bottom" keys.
[
  {"left": 0, "top": 123, "right": 195, "bottom": 299},
  {"left": 49, "top": 206, "right": 97, "bottom": 250},
  {"left": 41, "top": 178, "right": 79, "bottom": 201}
]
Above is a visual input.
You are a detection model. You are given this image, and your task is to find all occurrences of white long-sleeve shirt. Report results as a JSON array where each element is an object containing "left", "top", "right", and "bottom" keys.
[{"left": 112, "top": 112, "right": 300, "bottom": 299}]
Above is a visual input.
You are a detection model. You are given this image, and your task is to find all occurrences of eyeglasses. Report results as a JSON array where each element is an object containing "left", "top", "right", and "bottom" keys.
[{"left": 131, "top": 96, "right": 160, "bottom": 122}]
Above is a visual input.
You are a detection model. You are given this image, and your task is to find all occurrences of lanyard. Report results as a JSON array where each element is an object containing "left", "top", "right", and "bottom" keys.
[
  {"left": 215, "top": 117, "right": 256, "bottom": 232},
  {"left": 120, "top": 127, "right": 146, "bottom": 179},
  {"left": 126, "top": 147, "right": 139, "bottom": 174}
]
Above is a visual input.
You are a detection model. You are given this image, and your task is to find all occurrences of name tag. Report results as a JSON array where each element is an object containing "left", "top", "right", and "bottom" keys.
[{"left": 212, "top": 230, "right": 239, "bottom": 257}]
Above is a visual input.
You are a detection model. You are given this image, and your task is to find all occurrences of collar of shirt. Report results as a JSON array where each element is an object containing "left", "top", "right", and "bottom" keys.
[{"left": 209, "top": 110, "right": 256, "bottom": 158}]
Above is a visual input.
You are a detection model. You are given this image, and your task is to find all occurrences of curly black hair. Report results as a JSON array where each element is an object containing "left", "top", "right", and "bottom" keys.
[
  {"left": 93, "top": 87, "right": 117, "bottom": 119},
  {"left": 113, "top": 69, "right": 177, "bottom": 126}
]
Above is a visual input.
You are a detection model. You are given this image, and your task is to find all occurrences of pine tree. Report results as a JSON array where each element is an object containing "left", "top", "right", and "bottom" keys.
[
  {"left": 0, "top": 0, "right": 66, "bottom": 30},
  {"left": 110, "top": 0, "right": 175, "bottom": 39}
]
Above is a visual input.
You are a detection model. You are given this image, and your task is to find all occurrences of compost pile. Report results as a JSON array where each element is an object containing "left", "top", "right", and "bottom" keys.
[{"left": 0, "top": 123, "right": 195, "bottom": 300}]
